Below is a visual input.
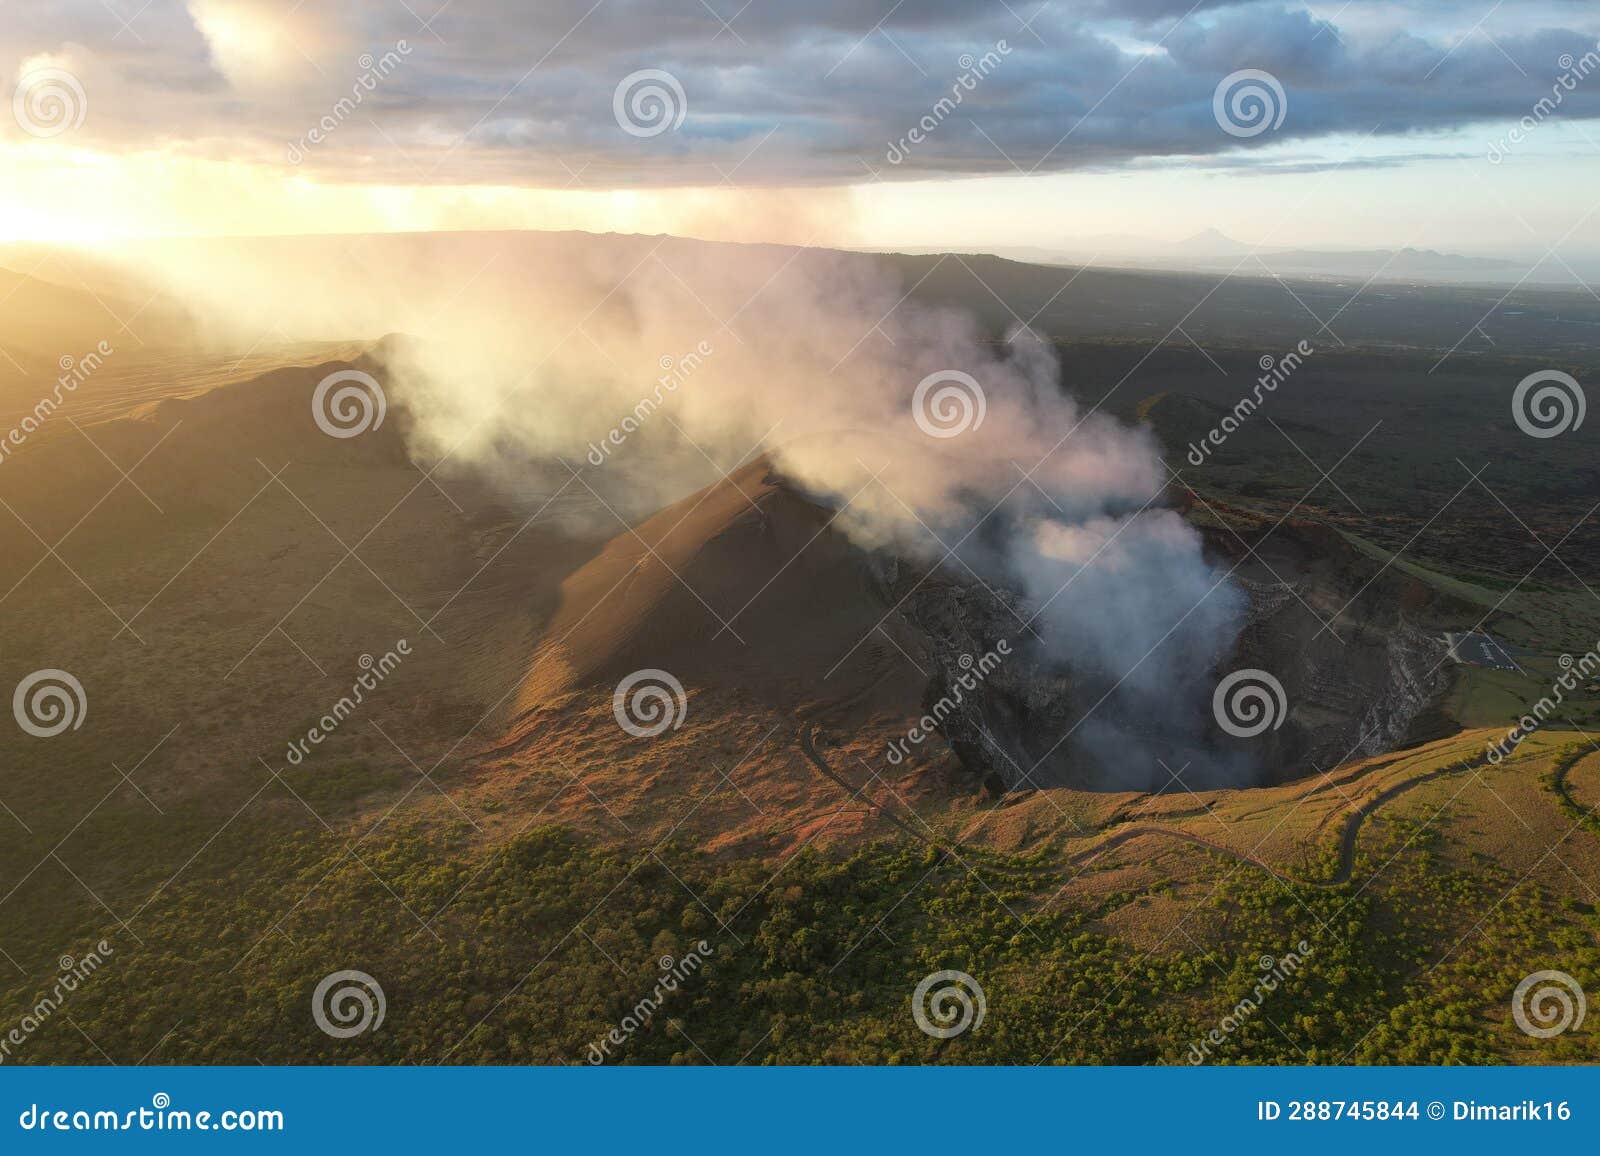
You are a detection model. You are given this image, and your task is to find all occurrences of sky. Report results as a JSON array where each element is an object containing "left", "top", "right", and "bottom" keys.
[{"left": 3, "top": 0, "right": 1600, "bottom": 258}]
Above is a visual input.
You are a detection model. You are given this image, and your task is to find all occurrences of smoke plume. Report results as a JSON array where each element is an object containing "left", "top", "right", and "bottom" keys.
[{"left": 88, "top": 230, "right": 1247, "bottom": 785}]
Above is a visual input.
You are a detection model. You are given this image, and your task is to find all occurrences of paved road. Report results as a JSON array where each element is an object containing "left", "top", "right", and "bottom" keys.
[{"left": 1446, "top": 631, "right": 1519, "bottom": 671}]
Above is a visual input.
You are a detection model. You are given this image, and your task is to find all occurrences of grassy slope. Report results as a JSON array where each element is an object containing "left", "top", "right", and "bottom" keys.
[{"left": 4, "top": 735, "right": 1595, "bottom": 1066}]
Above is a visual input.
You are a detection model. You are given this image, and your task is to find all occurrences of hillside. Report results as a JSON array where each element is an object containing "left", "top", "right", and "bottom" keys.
[{"left": 0, "top": 235, "right": 1594, "bottom": 1067}]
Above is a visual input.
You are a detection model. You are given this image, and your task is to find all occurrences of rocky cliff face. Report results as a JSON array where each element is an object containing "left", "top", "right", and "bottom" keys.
[
  {"left": 870, "top": 516, "right": 1462, "bottom": 792},
  {"left": 1212, "top": 520, "right": 1460, "bottom": 781}
]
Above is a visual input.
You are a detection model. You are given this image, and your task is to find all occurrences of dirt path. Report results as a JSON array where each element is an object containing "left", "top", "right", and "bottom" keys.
[
  {"left": 1066, "top": 750, "right": 1492, "bottom": 888},
  {"left": 1064, "top": 823, "right": 1310, "bottom": 884},
  {"left": 796, "top": 718, "right": 1496, "bottom": 889},
  {"left": 1548, "top": 745, "right": 1599, "bottom": 834},
  {"left": 797, "top": 726, "right": 933, "bottom": 844}
]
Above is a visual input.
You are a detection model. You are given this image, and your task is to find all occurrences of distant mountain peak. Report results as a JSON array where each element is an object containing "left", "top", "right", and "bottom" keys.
[{"left": 1175, "top": 227, "right": 1253, "bottom": 255}]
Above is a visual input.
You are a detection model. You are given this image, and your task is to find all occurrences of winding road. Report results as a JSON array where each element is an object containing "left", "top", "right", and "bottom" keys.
[
  {"left": 799, "top": 723, "right": 1593, "bottom": 893},
  {"left": 1066, "top": 750, "right": 1493, "bottom": 887}
]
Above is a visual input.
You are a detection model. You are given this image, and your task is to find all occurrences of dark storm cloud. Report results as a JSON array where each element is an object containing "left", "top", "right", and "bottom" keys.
[{"left": 3, "top": 0, "right": 1599, "bottom": 183}]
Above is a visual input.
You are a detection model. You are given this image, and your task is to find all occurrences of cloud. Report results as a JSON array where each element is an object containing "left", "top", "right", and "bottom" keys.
[
  {"left": 2, "top": 1, "right": 1598, "bottom": 184},
  {"left": 188, "top": 0, "right": 351, "bottom": 90}
]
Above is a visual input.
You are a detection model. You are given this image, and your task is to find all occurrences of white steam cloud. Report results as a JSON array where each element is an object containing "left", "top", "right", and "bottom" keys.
[{"left": 85, "top": 231, "right": 1246, "bottom": 785}]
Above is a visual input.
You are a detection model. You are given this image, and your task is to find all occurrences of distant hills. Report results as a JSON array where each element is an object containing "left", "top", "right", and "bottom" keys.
[{"left": 990, "top": 227, "right": 1597, "bottom": 286}]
